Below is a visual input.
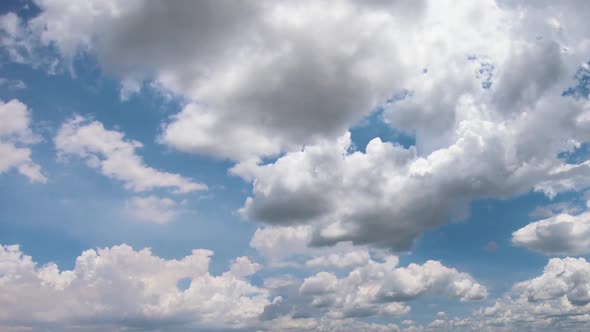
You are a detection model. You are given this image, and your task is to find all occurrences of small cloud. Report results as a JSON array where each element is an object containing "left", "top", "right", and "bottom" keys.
[
  {"left": 0, "top": 78, "right": 27, "bottom": 89},
  {"left": 484, "top": 241, "right": 498, "bottom": 253},
  {"left": 124, "top": 195, "right": 182, "bottom": 224}
]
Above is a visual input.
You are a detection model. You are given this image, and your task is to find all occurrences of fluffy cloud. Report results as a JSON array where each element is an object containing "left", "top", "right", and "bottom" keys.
[
  {"left": 1, "top": 242, "right": 489, "bottom": 331},
  {"left": 0, "top": 243, "right": 270, "bottom": 331},
  {"left": 297, "top": 258, "right": 486, "bottom": 319},
  {"left": 55, "top": 115, "right": 206, "bottom": 193},
  {"left": 250, "top": 225, "right": 374, "bottom": 269},
  {"left": 6, "top": 0, "right": 590, "bottom": 252},
  {"left": 224, "top": 1, "right": 590, "bottom": 250},
  {"left": 258, "top": 253, "right": 486, "bottom": 324},
  {"left": 258, "top": 315, "right": 409, "bottom": 332},
  {"left": 124, "top": 195, "right": 183, "bottom": 224},
  {"left": 389, "top": 257, "right": 590, "bottom": 332},
  {"left": 513, "top": 203, "right": 590, "bottom": 255},
  {"left": 23, "top": 0, "right": 416, "bottom": 160},
  {"left": 463, "top": 257, "right": 590, "bottom": 331},
  {"left": 5, "top": 0, "right": 510, "bottom": 161},
  {"left": 0, "top": 99, "right": 46, "bottom": 183},
  {"left": 233, "top": 46, "right": 590, "bottom": 250}
]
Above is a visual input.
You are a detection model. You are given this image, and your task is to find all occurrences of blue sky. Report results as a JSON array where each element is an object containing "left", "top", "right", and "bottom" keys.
[{"left": 2, "top": 1, "right": 590, "bottom": 331}]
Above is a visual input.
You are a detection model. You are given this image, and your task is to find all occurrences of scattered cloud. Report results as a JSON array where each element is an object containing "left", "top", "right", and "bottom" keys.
[
  {"left": 0, "top": 99, "right": 46, "bottom": 183},
  {"left": 0, "top": 243, "right": 270, "bottom": 331},
  {"left": 54, "top": 115, "right": 206, "bottom": 193},
  {"left": 513, "top": 202, "right": 590, "bottom": 255}
]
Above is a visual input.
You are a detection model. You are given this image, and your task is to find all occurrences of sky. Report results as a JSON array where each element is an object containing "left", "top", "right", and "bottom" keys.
[{"left": 1, "top": 0, "right": 590, "bottom": 331}]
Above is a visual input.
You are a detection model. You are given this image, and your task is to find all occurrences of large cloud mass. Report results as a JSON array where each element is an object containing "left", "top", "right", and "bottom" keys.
[
  {"left": 0, "top": 244, "right": 270, "bottom": 331},
  {"left": 4, "top": 0, "right": 590, "bottom": 250},
  {"left": 3, "top": 1, "right": 590, "bottom": 330}
]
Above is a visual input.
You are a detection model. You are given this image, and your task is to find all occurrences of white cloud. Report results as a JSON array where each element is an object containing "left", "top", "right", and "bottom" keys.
[
  {"left": 258, "top": 315, "right": 407, "bottom": 332},
  {"left": 234, "top": 63, "right": 590, "bottom": 250},
  {"left": 460, "top": 257, "right": 590, "bottom": 331},
  {"left": 250, "top": 225, "right": 375, "bottom": 269},
  {"left": 258, "top": 253, "right": 486, "bottom": 324},
  {"left": 513, "top": 203, "right": 590, "bottom": 255},
  {"left": 124, "top": 195, "right": 182, "bottom": 224},
  {"left": 396, "top": 257, "right": 590, "bottom": 331},
  {"left": 0, "top": 99, "right": 46, "bottom": 183},
  {"left": 7, "top": 0, "right": 512, "bottom": 162},
  {"left": 229, "top": 256, "right": 262, "bottom": 279},
  {"left": 0, "top": 243, "right": 270, "bottom": 331},
  {"left": 6, "top": 0, "right": 590, "bottom": 253},
  {"left": 297, "top": 259, "right": 486, "bottom": 319},
  {"left": 54, "top": 115, "right": 206, "bottom": 193}
]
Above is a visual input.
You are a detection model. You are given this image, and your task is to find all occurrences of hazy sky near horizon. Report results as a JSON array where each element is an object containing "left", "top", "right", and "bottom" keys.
[{"left": 2, "top": 0, "right": 590, "bottom": 331}]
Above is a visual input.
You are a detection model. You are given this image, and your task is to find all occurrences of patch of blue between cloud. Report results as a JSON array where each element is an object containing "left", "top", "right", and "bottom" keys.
[
  {"left": 176, "top": 277, "right": 192, "bottom": 292},
  {"left": 558, "top": 142, "right": 590, "bottom": 164},
  {"left": 467, "top": 55, "right": 494, "bottom": 89},
  {"left": 350, "top": 107, "right": 415, "bottom": 153},
  {"left": 562, "top": 61, "right": 590, "bottom": 100}
]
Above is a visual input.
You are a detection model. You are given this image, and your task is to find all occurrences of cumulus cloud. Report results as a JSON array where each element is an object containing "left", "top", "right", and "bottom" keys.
[
  {"left": 1, "top": 242, "right": 490, "bottom": 331},
  {"left": 233, "top": 50, "right": 590, "bottom": 250},
  {"left": 0, "top": 243, "right": 270, "bottom": 331},
  {"left": 5, "top": 0, "right": 590, "bottom": 252},
  {"left": 8, "top": 0, "right": 510, "bottom": 162},
  {"left": 513, "top": 203, "right": 590, "bottom": 255},
  {"left": 0, "top": 99, "right": 46, "bottom": 183},
  {"left": 297, "top": 258, "right": 486, "bottom": 319},
  {"left": 460, "top": 257, "right": 590, "bottom": 331},
  {"left": 385, "top": 257, "right": 590, "bottom": 332},
  {"left": 229, "top": 256, "right": 262, "bottom": 279},
  {"left": 258, "top": 253, "right": 486, "bottom": 324},
  {"left": 250, "top": 225, "right": 375, "bottom": 269},
  {"left": 54, "top": 115, "right": 206, "bottom": 193},
  {"left": 220, "top": 1, "right": 590, "bottom": 251}
]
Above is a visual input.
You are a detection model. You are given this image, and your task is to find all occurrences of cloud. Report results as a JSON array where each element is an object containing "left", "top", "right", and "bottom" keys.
[
  {"left": 124, "top": 195, "right": 183, "bottom": 224},
  {"left": 458, "top": 257, "right": 590, "bottom": 331},
  {"left": 1, "top": 242, "right": 488, "bottom": 331},
  {"left": 6, "top": 0, "right": 590, "bottom": 253},
  {"left": 13, "top": 0, "right": 509, "bottom": 161},
  {"left": 0, "top": 77, "right": 26, "bottom": 89},
  {"left": 0, "top": 243, "right": 270, "bottom": 331},
  {"left": 0, "top": 99, "right": 46, "bottom": 183},
  {"left": 512, "top": 203, "right": 590, "bottom": 255},
  {"left": 232, "top": 40, "right": 590, "bottom": 250},
  {"left": 54, "top": 115, "right": 206, "bottom": 193},
  {"left": 257, "top": 255, "right": 485, "bottom": 327},
  {"left": 297, "top": 258, "right": 486, "bottom": 319},
  {"left": 250, "top": 225, "right": 376, "bottom": 269},
  {"left": 394, "top": 257, "right": 590, "bottom": 332},
  {"left": 229, "top": 256, "right": 262, "bottom": 278}
]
